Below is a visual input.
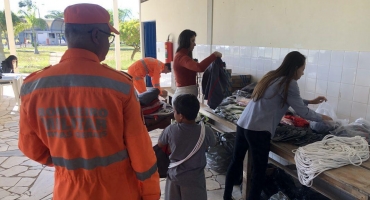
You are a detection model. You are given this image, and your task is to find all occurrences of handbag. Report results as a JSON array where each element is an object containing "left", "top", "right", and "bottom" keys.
[{"left": 153, "top": 144, "right": 170, "bottom": 178}]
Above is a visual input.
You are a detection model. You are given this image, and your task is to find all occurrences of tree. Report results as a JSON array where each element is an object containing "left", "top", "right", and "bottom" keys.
[
  {"left": 18, "top": 0, "right": 47, "bottom": 54},
  {"left": 0, "top": 11, "right": 21, "bottom": 49},
  {"left": 18, "top": 0, "right": 33, "bottom": 8},
  {"left": 119, "top": 19, "right": 140, "bottom": 60},
  {"left": 108, "top": 9, "right": 132, "bottom": 25},
  {"left": 44, "top": 10, "right": 63, "bottom": 19}
]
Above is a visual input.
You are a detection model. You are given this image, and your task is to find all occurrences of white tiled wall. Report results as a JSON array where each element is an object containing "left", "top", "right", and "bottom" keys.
[
  {"left": 156, "top": 41, "right": 172, "bottom": 87},
  {"left": 156, "top": 41, "right": 166, "bottom": 62},
  {"left": 155, "top": 42, "right": 370, "bottom": 122},
  {"left": 208, "top": 45, "right": 370, "bottom": 122}
]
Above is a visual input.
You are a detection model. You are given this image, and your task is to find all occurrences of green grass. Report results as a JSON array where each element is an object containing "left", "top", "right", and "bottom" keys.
[{"left": 4, "top": 45, "right": 141, "bottom": 73}]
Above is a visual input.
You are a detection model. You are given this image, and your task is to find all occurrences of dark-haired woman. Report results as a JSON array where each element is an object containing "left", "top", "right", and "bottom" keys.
[
  {"left": 172, "top": 29, "right": 222, "bottom": 104},
  {"left": 223, "top": 51, "right": 333, "bottom": 200},
  {"left": 1, "top": 55, "right": 17, "bottom": 73}
]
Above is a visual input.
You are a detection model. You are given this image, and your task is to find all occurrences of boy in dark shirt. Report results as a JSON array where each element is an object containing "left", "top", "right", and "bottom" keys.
[{"left": 158, "top": 94, "right": 216, "bottom": 200}]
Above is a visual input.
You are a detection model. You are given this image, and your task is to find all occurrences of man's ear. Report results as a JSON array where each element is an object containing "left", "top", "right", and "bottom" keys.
[
  {"left": 90, "top": 28, "right": 100, "bottom": 45},
  {"left": 178, "top": 113, "right": 183, "bottom": 121}
]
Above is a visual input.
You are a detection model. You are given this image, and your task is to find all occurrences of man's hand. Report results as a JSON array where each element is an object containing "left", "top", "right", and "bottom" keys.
[
  {"left": 160, "top": 90, "right": 168, "bottom": 98},
  {"left": 309, "top": 96, "right": 327, "bottom": 104},
  {"left": 322, "top": 114, "right": 333, "bottom": 121}
]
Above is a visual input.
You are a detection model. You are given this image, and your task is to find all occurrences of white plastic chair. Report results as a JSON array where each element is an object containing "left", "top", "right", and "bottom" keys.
[{"left": 0, "top": 73, "right": 22, "bottom": 105}]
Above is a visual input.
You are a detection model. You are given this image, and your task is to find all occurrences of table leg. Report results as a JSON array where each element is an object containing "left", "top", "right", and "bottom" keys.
[
  {"left": 242, "top": 150, "right": 252, "bottom": 199},
  {"left": 18, "top": 75, "right": 24, "bottom": 87},
  {"left": 18, "top": 77, "right": 23, "bottom": 105},
  {"left": 11, "top": 79, "right": 20, "bottom": 105}
]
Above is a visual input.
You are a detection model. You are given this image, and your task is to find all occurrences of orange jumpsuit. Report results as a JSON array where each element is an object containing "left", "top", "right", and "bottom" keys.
[
  {"left": 18, "top": 49, "right": 160, "bottom": 200},
  {"left": 128, "top": 57, "right": 164, "bottom": 93}
]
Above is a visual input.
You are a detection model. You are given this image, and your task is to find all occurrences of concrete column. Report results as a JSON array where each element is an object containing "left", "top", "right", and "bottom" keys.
[
  {"left": 113, "top": 0, "right": 121, "bottom": 70},
  {"left": 4, "top": 0, "right": 17, "bottom": 71},
  {"left": 207, "top": 0, "right": 213, "bottom": 54},
  {"left": 139, "top": 0, "right": 144, "bottom": 59}
]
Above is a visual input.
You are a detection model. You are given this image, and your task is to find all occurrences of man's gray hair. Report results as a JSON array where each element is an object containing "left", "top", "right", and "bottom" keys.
[{"left": 64, "top": 24, "right": 96, "bottom": 44}]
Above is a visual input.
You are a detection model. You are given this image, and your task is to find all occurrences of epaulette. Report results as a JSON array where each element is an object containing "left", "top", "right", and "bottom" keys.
[
  {"left": 101, "top": 63, "right": 112, "bottom": 70},
  {"left": 24, "top": 65, "right": 52, "bottom": 81},
  {"left": 120, "top": 70, "right": 132, "bottom": 80},
  {"left": 101, "top": 63, "right": 132, "bottom": 81}
]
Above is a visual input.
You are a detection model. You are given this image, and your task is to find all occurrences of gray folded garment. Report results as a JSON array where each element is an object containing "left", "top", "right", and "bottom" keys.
[
  {"left": 272, "top": 125, "right": 309, "bottom": 142},
  {"left": 310, "top": 121, "right": 340, "bottom": 134},
  {"left": 138, "top": 88, "right": 160, "bottom": 106}
]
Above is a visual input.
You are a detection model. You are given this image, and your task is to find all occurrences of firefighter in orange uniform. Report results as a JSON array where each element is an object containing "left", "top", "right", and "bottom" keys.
[
  {"left": 18, "top": 3, "right": 160, "bottom": 200},
  {"left": 128, "top": 57, "right": 171, "bottom": 94}
]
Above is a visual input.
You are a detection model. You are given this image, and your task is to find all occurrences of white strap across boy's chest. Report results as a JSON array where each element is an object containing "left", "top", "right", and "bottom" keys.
[{"left": 168, "top": 121, "right": 206, "bottom": 168}]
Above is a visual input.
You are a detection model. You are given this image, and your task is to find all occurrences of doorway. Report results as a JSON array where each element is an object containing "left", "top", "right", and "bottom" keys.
[{"left": 142, "top": 21, "right": 156, "bottom": 87}]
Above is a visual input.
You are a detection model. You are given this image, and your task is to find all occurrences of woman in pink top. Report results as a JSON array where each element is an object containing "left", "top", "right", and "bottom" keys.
[{"left": 172, "top": 29, "right": 222, "bottom": 104}]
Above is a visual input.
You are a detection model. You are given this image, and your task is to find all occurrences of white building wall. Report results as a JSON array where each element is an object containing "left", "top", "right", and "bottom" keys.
[{"left": 141, "top": 0, "right": 370, "bottom": 123}]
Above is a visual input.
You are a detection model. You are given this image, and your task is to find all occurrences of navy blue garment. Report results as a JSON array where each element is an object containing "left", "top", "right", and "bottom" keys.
[
  {"left": 1, "top": 61, "right": 13, "bottom": 73},
  {"left": 202, "top": 58, "right": 230, "bottom": 109}
]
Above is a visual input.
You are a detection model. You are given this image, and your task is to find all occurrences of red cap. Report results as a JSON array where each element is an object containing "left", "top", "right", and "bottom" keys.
[{"left": 64, "top": 3, "right": 119, "bottom": 35}]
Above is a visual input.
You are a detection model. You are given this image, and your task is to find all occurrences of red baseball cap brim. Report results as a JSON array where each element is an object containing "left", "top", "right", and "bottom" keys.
[{"left": 108, "top": 24, "right": 119, "bottom": 35}]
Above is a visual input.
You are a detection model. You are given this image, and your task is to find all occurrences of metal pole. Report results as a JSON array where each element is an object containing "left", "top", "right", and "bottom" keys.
[{"left": 113, "top": 0, "right": 121, "bottom": 70}]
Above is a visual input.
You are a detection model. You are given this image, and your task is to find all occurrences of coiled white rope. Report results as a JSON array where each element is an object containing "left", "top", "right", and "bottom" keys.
[{"left": 293, "top": 135, "right": 369, "bottom": 187}]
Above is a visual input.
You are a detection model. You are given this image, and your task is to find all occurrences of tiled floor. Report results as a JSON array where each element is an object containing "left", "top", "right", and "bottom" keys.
[{"left": 0, "top": 85, "right": 242, "bottom": 200}]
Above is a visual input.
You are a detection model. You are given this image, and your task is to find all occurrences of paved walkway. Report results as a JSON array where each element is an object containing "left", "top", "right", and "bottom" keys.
[{"left": 0, "top": 85, "right": 242, "bottom": 200}]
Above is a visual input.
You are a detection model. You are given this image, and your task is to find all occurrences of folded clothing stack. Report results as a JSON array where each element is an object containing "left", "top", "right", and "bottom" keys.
[{"left": 138, "top": 88, "right": 162, "bottom": 115}]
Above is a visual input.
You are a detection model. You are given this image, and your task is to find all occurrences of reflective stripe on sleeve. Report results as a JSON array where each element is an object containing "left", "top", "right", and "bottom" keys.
[
  {"left": 153, "top": 84, "right": 160, "bottom": 87},
  {"left": 21, "top": 75, "right": 131, "bottom": 96},
  {"left": 135, "top": 162, "right": 158, "bottom": 181},
  {"left": 134, "top": 77, "right": 143, "bottom": 81},
  {"left": 52, "top": 149, "right": 128, "bottom": 170},
  {"left": 140, "top": 59, "right": 149, "bottom": 74}
]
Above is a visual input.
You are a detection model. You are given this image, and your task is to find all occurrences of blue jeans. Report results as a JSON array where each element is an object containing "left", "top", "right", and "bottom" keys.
[{"left": 223, "top": 126, "right": 271, "bottom": 200}]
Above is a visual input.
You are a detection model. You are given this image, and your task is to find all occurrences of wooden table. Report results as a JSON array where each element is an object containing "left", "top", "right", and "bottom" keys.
[
  {"left": 163, "top": 87, "right": 370, "bottom": 200},
  {"left": 201, "top": 105, "right": 370, "bottom": 199},
  {"left": 270, "top": 142, "right": 370, "bottom": 200}
]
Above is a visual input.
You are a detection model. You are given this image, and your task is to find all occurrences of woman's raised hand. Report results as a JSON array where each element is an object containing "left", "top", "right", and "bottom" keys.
[
  {"left": 309, "top": 96, "right": 327, "bottom": 104},
  {"left": 213, "top": 51, "right": 222, "bottom": 57}
]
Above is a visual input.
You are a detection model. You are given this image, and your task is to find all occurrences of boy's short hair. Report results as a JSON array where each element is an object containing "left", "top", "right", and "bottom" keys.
[{"left": 173, "top": 94, "right": 200, "bottom": 120}]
